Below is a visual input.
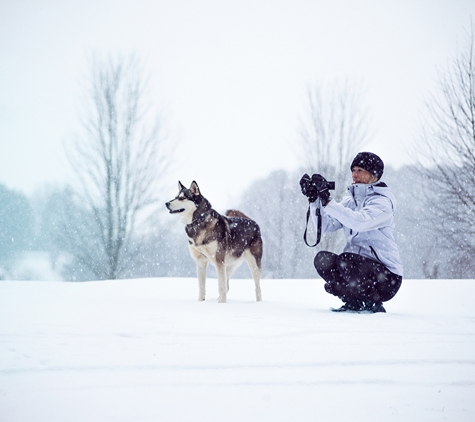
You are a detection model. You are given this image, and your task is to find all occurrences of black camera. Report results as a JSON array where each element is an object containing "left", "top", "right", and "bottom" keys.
[{"left": 300, "top": 173, "right": 335, "bottom": 203}]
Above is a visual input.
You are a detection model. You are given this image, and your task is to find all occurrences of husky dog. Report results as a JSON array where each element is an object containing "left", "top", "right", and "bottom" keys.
[{"left": 166, "top": 181, "right": 263, "bottom": 303}]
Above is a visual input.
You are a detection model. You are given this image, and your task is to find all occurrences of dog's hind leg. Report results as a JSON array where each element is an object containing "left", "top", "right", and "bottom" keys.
[
  {"left": 251, "top": 265, "right": 262, "bottom": 302},
  {"left": 225, "top": 261, "right": 241, "bottom": 293},
  {"left": 244, "top": 250, "right": 262, "bottom": 302}
]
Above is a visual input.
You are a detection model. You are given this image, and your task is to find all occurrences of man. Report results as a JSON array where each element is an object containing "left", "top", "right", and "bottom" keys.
[{"left": 301, "top": 152, "right": 403, "bottom": 313}]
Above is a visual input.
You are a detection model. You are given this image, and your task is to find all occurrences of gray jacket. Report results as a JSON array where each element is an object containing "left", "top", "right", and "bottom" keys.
[{"left": 310, "top": 182, "right": 404, "bottom": 276}]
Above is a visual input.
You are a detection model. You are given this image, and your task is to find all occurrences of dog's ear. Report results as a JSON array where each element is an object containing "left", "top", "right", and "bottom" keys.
[
  {"left": 190, "top": 181, "right": 201, "bottom": 196},
  {"left": 178, "top": 181, "right": 185, "bottom": 191}
]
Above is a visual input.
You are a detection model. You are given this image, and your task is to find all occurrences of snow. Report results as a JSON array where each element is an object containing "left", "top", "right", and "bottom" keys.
[{"left": 1, "top": 277, "right": 474, "bottom": 421}]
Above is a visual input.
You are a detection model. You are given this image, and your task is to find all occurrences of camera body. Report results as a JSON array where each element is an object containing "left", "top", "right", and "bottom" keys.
[{"left": 300, "top": 173, "right": 335, "bottom": 203}]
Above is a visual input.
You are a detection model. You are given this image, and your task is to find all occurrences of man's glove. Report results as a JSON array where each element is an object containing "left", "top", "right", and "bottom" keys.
[
  {"left": 311, "top": 174, "right": 331, "bottom": 206},
  {"left": 299, "top": 173, "right": 318, "bottom": 202},
  {"left": 319, "top": 189, "right": 331, "bottom": 206}
]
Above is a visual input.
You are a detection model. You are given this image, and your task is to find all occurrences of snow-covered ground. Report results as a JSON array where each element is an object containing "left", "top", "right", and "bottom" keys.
[{"left": 1, "top": 277, "right": 474, "bottom": 422}]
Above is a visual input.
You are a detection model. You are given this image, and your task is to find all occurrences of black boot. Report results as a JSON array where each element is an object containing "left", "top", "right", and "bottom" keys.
[
  {"left": 331, "top": 299, "right": 364, "bottom": 312},
  {"left": 364, "top": 302, "right": 386, "bottom": 313}
]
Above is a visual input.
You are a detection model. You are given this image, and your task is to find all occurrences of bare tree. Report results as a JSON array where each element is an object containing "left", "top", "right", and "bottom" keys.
[
  {"left": 297, "top": 80, "right": 370, "bottom": 252},
  {"left": 61, "top": 54, "right": 170, "bottom": 280},
  {"left": 415, "top": 27, "right": 475, "bottom": 276},
  {"left": 237, "top": 169, "right": 317, "bottom": 279}
]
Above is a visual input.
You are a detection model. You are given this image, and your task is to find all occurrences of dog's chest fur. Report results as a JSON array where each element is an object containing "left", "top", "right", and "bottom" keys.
[{"left": 185, "top": 209, "right": 228, "bottom": 247}]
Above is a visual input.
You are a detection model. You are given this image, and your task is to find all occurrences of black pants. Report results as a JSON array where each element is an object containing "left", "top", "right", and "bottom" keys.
[{"left": 314, "top": 251, "right": 402, "bottom": 304}]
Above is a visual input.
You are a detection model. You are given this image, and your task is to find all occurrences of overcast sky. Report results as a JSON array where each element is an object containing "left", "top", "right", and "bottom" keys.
[{"left": 1, "top": 0, "right": 474, "bottom": 209}]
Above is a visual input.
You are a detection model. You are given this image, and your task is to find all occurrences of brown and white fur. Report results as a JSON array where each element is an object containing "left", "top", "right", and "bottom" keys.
[{"left": 165, "top": 181, "right": 263, "bottom": 303}]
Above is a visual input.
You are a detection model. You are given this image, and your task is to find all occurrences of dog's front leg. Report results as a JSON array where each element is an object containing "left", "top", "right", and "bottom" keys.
[
  {"left": 195, "top": 260, "right": 207, "bottom": 301},
  {"left": 216, "top": 263, "right": 227, "bottom": 303},
  {"left": 190, "top": 247, "right": 208, "bottom": 301}
]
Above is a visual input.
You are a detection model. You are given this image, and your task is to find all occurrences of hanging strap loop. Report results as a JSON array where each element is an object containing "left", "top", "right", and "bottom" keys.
[{"left": 303, "top": 202, "right": 322, "bottom": 247}]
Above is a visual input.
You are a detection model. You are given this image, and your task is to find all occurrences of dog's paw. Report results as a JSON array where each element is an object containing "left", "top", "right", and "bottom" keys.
[
  {"left": 198, "top": 296, "right": 205, "bottom": 301},
  {"left": 218, "top": 295, "right": 227, "bottom": 303}
]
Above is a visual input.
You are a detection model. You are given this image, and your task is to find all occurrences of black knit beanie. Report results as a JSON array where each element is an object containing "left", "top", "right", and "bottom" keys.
[{"left": 350, "top": 152, "right": 384, "bottom": 180}]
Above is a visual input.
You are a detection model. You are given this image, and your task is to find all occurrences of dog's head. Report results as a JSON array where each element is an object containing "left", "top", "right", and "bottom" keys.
[{"left": 165, "top": 181, "right": 203, "bottom": 224}]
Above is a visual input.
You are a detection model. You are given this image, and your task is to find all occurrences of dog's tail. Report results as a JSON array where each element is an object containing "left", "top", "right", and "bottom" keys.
[{"left": 225, "top": 209, "right": 250, "bottom": 219}]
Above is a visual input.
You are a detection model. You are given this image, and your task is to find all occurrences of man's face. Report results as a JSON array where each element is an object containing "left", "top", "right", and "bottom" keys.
[{"left": 352, "top": 166, "right": 377, "bottom": 184}]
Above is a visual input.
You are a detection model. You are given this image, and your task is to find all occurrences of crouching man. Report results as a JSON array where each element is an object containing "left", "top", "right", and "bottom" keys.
[{"left": 300, "top": 152, "right": 403, "bottom": 313}]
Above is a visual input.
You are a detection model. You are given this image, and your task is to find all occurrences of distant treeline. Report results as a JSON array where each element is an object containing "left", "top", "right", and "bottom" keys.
[{"left": 1, "top": 164, "right": 472, "bottom": 280}]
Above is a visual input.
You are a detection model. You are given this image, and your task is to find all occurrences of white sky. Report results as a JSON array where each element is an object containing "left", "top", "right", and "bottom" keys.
[{"left": 1, "top": 0, "right": 474, "bottom": 209}]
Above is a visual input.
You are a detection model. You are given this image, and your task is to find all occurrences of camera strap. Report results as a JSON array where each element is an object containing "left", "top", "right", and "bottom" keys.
[{"left": 303, "top": 202, "right": 322, "bottom": 247}]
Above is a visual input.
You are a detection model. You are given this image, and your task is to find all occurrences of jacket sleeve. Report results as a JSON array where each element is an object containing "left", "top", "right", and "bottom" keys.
[
  {"left": 322, "top": 195, "right": 393, "bottom": 232},
  {"left": 309, "top": 200, "right": 343, "bottom": 233}
]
